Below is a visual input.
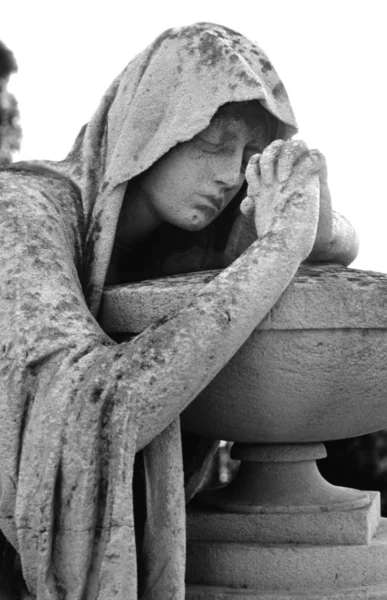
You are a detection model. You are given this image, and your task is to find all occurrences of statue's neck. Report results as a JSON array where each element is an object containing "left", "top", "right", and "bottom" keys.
[{"left": 114, "top": 182, "right": 162, "bottom": 249}]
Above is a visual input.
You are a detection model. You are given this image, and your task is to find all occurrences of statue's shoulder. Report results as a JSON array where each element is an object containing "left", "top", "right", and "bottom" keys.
[
  {"left": 1, "top": 161, "right": 79, "bottom": 193},
  {"left": 0, "top": 162, "right": 82, "bottom": 217}
]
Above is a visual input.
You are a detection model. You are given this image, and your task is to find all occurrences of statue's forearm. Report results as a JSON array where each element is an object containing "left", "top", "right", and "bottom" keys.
[
  {"left": 125, "top": 230, "right": 304, "bottom": 450},
  {"left": 306, "top": 211, "right": 359, "bottom": 267}
]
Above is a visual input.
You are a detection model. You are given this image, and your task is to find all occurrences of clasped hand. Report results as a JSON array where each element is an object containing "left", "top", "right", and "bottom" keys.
[{"left": 245, "top": 140, "right": 333, "bottom": 262}]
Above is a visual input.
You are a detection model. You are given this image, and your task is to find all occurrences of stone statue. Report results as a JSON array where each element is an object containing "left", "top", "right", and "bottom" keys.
[{"left": 0, "top": 22, "right": 358, "bottom": 599}]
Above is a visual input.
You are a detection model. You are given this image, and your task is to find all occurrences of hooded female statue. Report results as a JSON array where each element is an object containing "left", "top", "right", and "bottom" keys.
[{"left": 0, "top": 22, "right": 358, "bottom": 599}]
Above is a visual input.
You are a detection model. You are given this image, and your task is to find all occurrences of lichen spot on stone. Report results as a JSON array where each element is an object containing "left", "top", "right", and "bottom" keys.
[
  {"left": 196, "top": 31, "right": 226, "bottom": 68},
  {"left": 238, "top": 70, "right": 259, "bottom": 87},
  {"left": 272, "top": 82, "right": 289, "bottom": 102},
  {"left": 259, "top": 58, "right": 273, "bottom": 74},
  {"left": 90, "top": 385, "right": 104, "bottom": 404}
]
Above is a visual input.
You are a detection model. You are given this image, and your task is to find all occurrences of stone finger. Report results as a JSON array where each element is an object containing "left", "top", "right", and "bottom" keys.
[
  {"left": 277, "top": 140, "right": 309, "bottom": 183},
  {"left": 240, "top": 195, "right": 256, "bottom": 216},
  {"left": 259, "top": 140, "right": 284, "bottom": 187},
  {"left": 290, "top": 149, "right": 327, "bottom": 183},
  {"left": 245, "top": 154, "right": 262, "bottom": 193}
]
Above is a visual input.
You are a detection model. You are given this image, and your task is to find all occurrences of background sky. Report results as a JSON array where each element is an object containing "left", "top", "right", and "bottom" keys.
[{"left": 2, "top": 0, "right": 386, "bottom": 272}]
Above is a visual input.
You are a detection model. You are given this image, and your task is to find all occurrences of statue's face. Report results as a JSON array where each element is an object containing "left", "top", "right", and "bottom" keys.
[{"left": 138, "top": 102, "right": 272, "bottom": 231}]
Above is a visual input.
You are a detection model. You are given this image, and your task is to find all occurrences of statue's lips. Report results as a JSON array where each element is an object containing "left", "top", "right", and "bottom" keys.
[{"left": 198, "top": 195, "right": 224, "bottom": 211}]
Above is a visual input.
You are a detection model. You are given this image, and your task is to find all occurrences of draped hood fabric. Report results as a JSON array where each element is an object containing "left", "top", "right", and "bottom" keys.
[{"left": 0, "top": 23, "right": 297, "bottom": 599}]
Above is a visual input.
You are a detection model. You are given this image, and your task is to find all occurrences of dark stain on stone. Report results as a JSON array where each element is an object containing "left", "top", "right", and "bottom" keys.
[
  {"left": 16, "top": 387, "right": 35, "bottom": 474},
  {"left": 56, "top": 299, "right": 80, "bottom": 312},
  {"left": 259, "top": 58, "right": 273, "bottom": 73},
  {"left": 69, "top": 294, "right": 82, "bottom": 307},
  {"left": 26, "top": 244, "right": 39, "bottom": 257},
  {"left": 174, "top": 23, "right": 258, "bottom": 72},
  {"left": 90, "top": 385, "right": 104, "bottom": 404},
  {"left": 238, "top": 70, "right": 259, "bottom": 87},
  {"left": 52, "top": 572, "right": 67, "bottom": 600},
  {"left": 231, "top": 38, "right": 242, "bottom": 50},
  {"left": 196, "top": 31, "right": 225, "bottom": 67},
  {"left": 0, "top": 199, "right": 13, "bottom": 210},
  {"left": 20, "top": 302, "right": 39, "bottom": 315},
  {"left": 70, "top": 346, "right": 93, "bottom": 366},
  {"left": 272, "top": 82, "right": 289, "bottom": 101},
  {"left": 213, "top": 29, "right": 226, "bottom": 40}
]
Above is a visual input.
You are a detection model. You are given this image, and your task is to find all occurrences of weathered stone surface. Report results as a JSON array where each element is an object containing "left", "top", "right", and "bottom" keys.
[
  {"left": 101, "top": 265, "right": 387, "bottom": 333},
  {"left": 1, "top": 21, "right": 302, "bottom": 599},
  {"left": 196, "top": 443, "right": 370, "bottom": 513},
  {"left": 186, "top": 519, "right": 387, "bottom": 592},
  {"left": 185, "top": 583, "right": 387, "bottom": 599},
  {"left": 187, "top": 491, "right": 381, "bottom": 546},
  {"left": 101, "top": 265, "right": 387, "bottom": 443}
]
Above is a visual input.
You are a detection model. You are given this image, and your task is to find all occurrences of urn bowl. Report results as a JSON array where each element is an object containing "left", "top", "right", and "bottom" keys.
[{"left": 101, "top": 265, "right": 387, "bottom": 443}]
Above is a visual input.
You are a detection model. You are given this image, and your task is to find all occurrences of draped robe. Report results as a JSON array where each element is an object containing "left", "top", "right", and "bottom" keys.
[{"left": 0, "top": 22, "right": 297, "bottom": 599}]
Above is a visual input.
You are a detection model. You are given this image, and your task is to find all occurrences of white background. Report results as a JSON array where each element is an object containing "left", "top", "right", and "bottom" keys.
[{"left": 2, "top": 0, "right": 386, "bottom": 272}]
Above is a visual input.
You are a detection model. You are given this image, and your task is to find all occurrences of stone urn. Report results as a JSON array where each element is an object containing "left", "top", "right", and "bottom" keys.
[{"left": 101, "top": 264, "right": 387, "bottom": 599}]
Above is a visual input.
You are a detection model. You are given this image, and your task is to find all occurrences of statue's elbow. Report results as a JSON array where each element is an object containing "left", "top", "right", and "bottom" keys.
[{"left": 333, "top": 224, "right": 360, "bottom": 267}]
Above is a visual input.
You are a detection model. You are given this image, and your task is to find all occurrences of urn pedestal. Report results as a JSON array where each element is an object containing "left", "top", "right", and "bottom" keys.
[
  {"left": 185, "top": 443, "right": 387, "bottom": 599},
  {"left": 101, "top": 265, "right": 387, "bottom": 599}
]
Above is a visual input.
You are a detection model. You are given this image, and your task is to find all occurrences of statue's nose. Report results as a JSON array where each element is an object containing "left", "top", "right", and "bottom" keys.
[{"left": 215, "top": 155, "right": 244, "bottom": 189}]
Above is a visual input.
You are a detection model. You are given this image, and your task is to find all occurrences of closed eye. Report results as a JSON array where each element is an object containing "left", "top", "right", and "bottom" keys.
[{"left": 196, "top": 136, "right": 223, "bottom": 153}]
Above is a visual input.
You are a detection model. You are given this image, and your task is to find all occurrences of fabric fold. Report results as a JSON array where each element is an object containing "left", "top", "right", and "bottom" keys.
[{"left": 0, "top": 22, "right": 297, "bottom": 598}]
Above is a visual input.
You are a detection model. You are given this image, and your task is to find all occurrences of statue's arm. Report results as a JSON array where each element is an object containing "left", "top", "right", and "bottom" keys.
[
  {"left": 0, "top": 144, "right": 318, "bottom": 459},
  {"left": 131, "top": 220, "right": 313, "bottom": 450},
  {"left": 224, "top": 206, "right": 358, "bottom": 268},
  {"left": 0, "top": 152, "right": 316, "bottom": 593},
  {"left": 131, "top": 143, "right": 321, "bottom": 449},
  {"left": 306, "top": 210, "right": 359, "bottom": 266}
]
